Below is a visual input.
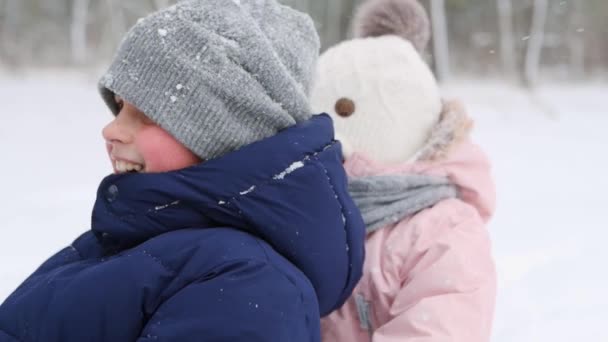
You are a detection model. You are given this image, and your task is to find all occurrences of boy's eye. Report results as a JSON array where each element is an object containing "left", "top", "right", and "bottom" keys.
[{"left": 114, "top": 95, "right": 124, "bottom": 111}]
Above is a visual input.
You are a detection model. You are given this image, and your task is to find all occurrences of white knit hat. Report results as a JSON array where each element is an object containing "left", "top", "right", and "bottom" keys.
[{"left": 310, "top": 0, "right": 441, "bottom": 164}]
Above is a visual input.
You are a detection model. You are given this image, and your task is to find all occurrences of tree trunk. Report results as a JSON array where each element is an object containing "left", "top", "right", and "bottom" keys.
[
  {"left": 568, "top": 0, "right": 585, "bottom": 79},
  {"left": 1, "top": 0, "right": 21, "bottom": 65},
  {"left": 497, "top": 0, "right": 517, "bottom": 80},
  {"left": 340, "top": 0, "right": 360, "bottom": 40},
  {"left": 71, "top": 0, "right": 90, "bottom": 64},
  {"left": 524, "top": 0, "right": 548, "bottom": 87},
  {"left": 430, "top": 0, "right": 450, "bottom": 82},
  {"left": 325, "top": 0, "right": 345, "bottom": 47}
]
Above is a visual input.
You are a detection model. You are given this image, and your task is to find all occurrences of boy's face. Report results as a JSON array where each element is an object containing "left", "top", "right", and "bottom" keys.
[{"left": 102, "top": 96, "right": 201, "bottom": 174}]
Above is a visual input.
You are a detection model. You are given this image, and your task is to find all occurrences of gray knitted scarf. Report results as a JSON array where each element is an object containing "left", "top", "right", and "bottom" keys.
[{"left": 348, "top": 174, "right": 458, "bottom": 234}]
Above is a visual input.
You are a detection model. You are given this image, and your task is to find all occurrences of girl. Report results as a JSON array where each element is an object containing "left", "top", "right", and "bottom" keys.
[
  {"left": 311, "top": 0, "right": 497, "bottom": 340},
  {"left": 0, "top": 1, "right": 365, "bottom": 341}
]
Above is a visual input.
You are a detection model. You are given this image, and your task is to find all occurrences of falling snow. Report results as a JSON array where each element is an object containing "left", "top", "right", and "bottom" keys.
[{"left": 2, "top": 77, "right": 608, "bottom": 342}]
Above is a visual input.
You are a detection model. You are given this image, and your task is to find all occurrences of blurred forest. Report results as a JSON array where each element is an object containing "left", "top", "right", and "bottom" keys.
[{"left": 0, "top": 0, "right": 607, "bottom": 84}]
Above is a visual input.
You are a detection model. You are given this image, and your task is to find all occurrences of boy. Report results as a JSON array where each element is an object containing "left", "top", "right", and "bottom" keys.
[{"left": 0, "top": 1, "right": 365, "bottom": 341}]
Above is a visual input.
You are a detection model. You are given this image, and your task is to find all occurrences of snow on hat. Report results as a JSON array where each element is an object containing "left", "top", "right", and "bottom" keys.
[{"left": 99, "top": 0, "right": 320, "bottom": 161}]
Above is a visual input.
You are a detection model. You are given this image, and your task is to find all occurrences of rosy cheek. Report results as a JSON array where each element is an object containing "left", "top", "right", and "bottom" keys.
[{"left": 135, "top": 126, "right": 201, "bottom": 172}]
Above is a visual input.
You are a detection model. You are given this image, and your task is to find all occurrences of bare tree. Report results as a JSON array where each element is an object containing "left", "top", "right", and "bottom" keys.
[
  {"left": 1, "top": 0, "right": 21, "bottom": 65},
  {"left": 341, "top": 0, "right": 363, "bottom": 40},
  {"left": 497, "top": 0, "right": 516, "bottom": 80},
  {"left": 71, "top": 0, "right": 90, "bottom": 64},
  {"left": 568, "top": 0, "right": 585, "bottom": 78},
  {"left": 1, "top": 0, "right": 607, "bottom": 77},
  {"left": 324, "top": 0, "right": 345, "bottom": 46},
  {"left": 430, "top": 0, "right": 450, "bottom": 81},
  {"left": 524, "top": 0, "right": 548, "bottom": 87}
]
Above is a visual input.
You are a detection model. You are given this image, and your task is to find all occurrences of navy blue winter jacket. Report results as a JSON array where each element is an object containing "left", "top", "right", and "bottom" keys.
[{"left": 0, "top": 114, "right": 365, "bottom": 342}]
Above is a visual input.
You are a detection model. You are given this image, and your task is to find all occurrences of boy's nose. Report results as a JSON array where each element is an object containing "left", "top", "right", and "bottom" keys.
[{"left": 102, "top": 117, "right": 130, "bottom": 144}]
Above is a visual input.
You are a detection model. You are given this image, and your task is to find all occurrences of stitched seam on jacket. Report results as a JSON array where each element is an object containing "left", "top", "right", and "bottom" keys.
[
  {"left": 218, "top": 141, "right": 337, "bottom": 206},
  {"left": 138, "top": 249, "right": 178, "bottom": 276},
  {"left": 313, "top": 158, "right": 347, "bottom": 228},
  {"left": 312, "top": 158, "right": 352, "bottom": 311}
]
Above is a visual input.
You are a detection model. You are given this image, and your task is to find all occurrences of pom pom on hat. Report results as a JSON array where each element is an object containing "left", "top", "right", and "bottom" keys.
[{"left": 353, "top": 0, "right": 431, "bottom": 52}]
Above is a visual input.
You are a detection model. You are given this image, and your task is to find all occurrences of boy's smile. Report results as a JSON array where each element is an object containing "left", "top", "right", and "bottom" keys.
[
  {"left": 108, "top": 154, "right": 144, "bottom": 174},
  {"left": 102, "top": 95, "right": 201, "bottom": 174}
]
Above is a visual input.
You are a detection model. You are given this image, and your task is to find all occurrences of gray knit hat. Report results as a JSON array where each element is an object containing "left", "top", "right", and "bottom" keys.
[{"left": 98, "top": 0, "right": 320, "bottom": 160}]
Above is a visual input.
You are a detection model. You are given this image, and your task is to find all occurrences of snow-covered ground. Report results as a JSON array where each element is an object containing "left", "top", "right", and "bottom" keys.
[
  {"left": 1, "top": 73, "right": 606, "bottom": 341},
  {"left": 443, "top": 82, "right": 608, "bottom": 341}
]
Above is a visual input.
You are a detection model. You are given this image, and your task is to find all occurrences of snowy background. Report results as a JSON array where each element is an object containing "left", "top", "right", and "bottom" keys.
[{"left": 1, "top": 73, "right": 607, "bottom": 341}]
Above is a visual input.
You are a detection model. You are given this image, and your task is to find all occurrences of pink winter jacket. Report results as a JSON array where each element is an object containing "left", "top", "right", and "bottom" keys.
[{"left": 321, "top": 137, "right": 497, "bottom": 342}]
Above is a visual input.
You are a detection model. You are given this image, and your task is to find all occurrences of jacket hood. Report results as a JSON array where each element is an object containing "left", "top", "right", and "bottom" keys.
[{"left": 91, "top": 114, "right": 365, "bottom": 315}]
